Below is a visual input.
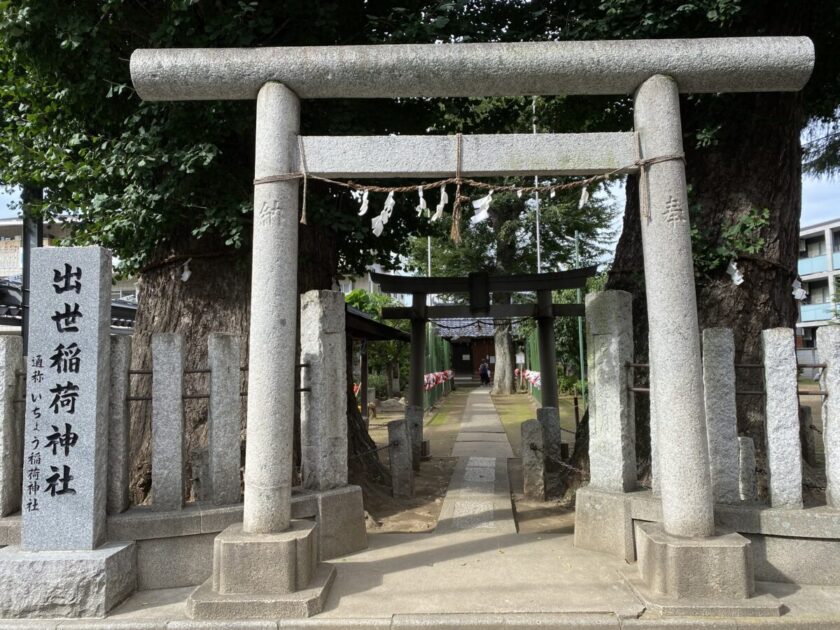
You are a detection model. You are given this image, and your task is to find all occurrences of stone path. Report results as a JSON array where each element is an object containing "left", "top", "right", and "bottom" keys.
[{"left": 437, "top": 387, "right": 516, "bottom": 534}]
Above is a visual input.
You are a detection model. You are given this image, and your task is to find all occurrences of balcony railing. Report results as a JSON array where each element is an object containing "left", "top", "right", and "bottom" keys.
[
  {"left": 800, "top": 302, "right": 835, "bottom": 323},
  {"left": 798, "top": 255, "right": 828, "bottom": 276}
]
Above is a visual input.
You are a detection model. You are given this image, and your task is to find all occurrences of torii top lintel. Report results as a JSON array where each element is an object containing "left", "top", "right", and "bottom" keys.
[{"left": 130, "top": 37, "right": 813, "bottom": 102}]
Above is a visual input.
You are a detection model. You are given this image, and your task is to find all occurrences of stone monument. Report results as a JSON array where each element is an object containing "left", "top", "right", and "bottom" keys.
[{"left": 0, "top": 246, "right": 135, "bottom": 618}]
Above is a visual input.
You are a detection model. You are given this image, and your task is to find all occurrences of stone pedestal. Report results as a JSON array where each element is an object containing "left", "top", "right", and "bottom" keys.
[
  {"left": 0, "top": 542, "right": 136, "bottom": 618},
  {"left": 186, "top": 521, "right": 335, "bottom": 619},
  {"left": 623, "top": 522, "right": 780, "bottom": 617}
]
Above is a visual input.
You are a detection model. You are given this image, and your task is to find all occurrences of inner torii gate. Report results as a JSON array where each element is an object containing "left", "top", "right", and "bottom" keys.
[
  {"left": 372, "top": 267, "right": 597, "bottom": 456},
  {"left": 129, "top": 37, "right": 813, "bottom": 618}
]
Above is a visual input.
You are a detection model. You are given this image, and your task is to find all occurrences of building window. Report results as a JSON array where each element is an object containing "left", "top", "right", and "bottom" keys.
[
  {"left": 807, "top": 279, "right": 829, "bottom": 304},
  {"left": 803, "top": 236, "right": 826, "bottom": 258}
]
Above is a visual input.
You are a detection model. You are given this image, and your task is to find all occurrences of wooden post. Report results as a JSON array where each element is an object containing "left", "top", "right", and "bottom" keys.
[{"left": 537, "top": 289, "right": 559, "bottom": 408}]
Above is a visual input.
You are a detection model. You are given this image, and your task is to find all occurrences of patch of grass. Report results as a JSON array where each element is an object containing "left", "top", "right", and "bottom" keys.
[{"left": 427, "top": 411, "right": 451, "bottom": 426}]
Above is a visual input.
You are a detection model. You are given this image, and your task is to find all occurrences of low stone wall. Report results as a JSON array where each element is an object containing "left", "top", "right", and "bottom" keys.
[
  {"left": 0, "top": 485, "right": 366, "bottom": 591},
  {"left": 575, "top": 486, "right": 840, "bottom": 586}
]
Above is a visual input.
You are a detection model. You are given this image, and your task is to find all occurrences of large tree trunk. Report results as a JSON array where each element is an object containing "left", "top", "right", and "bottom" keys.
[
  {"left": 128, "top": 221, "right": 340, "bottom": 505},
  {"left": 568, "top": 91, "right": 804, "bottom": 499},
  {"left": 491, "top": 318, "right": 515, "bottom": 394}
]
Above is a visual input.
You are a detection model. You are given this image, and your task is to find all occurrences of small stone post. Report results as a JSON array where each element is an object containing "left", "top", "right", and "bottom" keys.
[
  {"left": 818, "top": 325, "right": 840, "bottom": 507},
  {"left": 207, "top": 333, "right": 242, "bottom": 505},
  {"left": 738, "top": 436, "right": 757, "bottom": 502},
  {"left": 762, "top": 328, "right": 803, "bottom": 508},
  {"left": 152, "top": 333, "right": 185, "bottom": 511},
  {"left": 107, "top": 334, "right": 132, "bottom": 514},
  {"left": 585, "top": 290, "right": 636, "bottom": 493},
  {"left": 702, "top": 328, "right": 741, "bottom": 504},
  {"left": 388, "top": 419, "right": 414, "bottom": 497},
  {"left": 521, "top": 419, "right": 546, "bottom": 500},
  {"left": 300, "top": 290, "right": 348, "bottom": 491},
  {"left": 635, "top": 75, "right": 714, "bottom": 537},
  {"left": 0, "top": 335, "right": 22, "bottom": 516},
  {"left": 243, "top": 82, "right": 300, "bottom": 535}
]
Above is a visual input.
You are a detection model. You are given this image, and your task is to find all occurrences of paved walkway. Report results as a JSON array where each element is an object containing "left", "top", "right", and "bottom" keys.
[{"left": 17, "top": 386, "right": 840, "bottom": 628}]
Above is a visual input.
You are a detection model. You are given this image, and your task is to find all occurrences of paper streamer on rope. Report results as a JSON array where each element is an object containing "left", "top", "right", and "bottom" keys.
[
  {"left": 353, "top": 189, "right": 369, "bottom": 216},
  {"left": 416, "top": 187, "right": 427, "bottom": 217},
  {"left": 726, "top": 260, "right": 744, "bottom": 286},
  {"left": 431, "top": 185, "right": 447, "bottom": 222},
  {"left": 372, "top": 191, "right": 395, "bottom": 237},
  {"left": 578, "top": 186, "right": 590, "bottom": 209},
  {"left": 523, "top": 369, "right": 541, "bottom": 389},
  {"left": 792, "top": 279, "right": 807, "bottom": 301},
  {"left": 470, "top": 190, "right": 493, "bottom": 225},
  {"left": 423, "top": 369, "right": 455, "bottom": 391}
]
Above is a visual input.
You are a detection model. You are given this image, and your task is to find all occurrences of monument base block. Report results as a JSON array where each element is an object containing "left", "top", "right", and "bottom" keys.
[
  {"left": 0, "top": 542, "right": 136, "bottom": 619},
  {"left": 626, "top": 522, "right": 781, "bottom": 617},
  {"left": 186, "top": 520, "right": 335, "bottom": 619}
]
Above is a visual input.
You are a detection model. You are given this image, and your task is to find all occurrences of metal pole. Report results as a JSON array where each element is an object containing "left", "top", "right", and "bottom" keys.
[
  {"left": 21, "top": 186, "right": 44, "bottom": 357},
  {"left": 532, "top": 96, "right": 541, "bottom": 273},
  {"left": 575, "top": 231, "right": 587, "bottom": 401},
  {"left": 537, "top": 289, "right": 559, "bottom": 407}
]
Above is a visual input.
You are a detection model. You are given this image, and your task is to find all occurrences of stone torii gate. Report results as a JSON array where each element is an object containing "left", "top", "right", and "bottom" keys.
[{"left": 130, "top": 37, "right": 813, "bottom": 618}]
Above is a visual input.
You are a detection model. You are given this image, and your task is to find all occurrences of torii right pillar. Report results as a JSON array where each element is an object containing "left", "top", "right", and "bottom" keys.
[{"left": 627, "top": 75, "right": 779, "bottom": 615}]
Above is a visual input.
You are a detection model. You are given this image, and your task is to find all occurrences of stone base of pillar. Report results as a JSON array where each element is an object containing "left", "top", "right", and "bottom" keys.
[
  {"left": 623, "top": 522, "right": 780, "bottom": 617},
  {"left": 0, "top": 542, "right": 136, "bottom": 618},
  {"left": 186, "top": 521, "right": 335, "bottom": 620}
]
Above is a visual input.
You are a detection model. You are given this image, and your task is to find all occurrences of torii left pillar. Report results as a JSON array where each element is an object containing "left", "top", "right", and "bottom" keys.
[
  {"left": 406, "top": 292, "right": 427, "bottom": 470},
  {"left": 186, "top": 82, "right": 335, "bottom": 620}
]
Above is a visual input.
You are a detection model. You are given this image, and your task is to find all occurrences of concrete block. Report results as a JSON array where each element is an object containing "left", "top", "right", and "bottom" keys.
[
  {"left": 212, "top": 521, "right": 317, "bottom": 595},
  {"left": 818, "top": 325, "right": 840, "bottom": 507},
  {"left": 107, "top": 334, "right": 132, "bottom": 514},
  {"left": 313, "top": 485, "right": 367, "bottom": 560},
  {"left": 300, "top": 291, "right": 347, "bottom": 492},
  {"left": 151, "top": 333, "right": 185, "bottom": 511},
  {"left": 0, "top": 335, "right": 22, "bottom": 517},
  {"left": 738, "top": 437, "right": 757, "bottom": 501},
  {"left": 405, "top": 405, "right": 424, "bottom": 472},
  {"left": 585, "top": 291, "right": 636, "bottom": 493},
  {"left": 573, "top": 486, "right": 633, "bottom": 562},
  {"left": 23, "top": 247, "right": 112, "bottom": 551},
  {"left": 521, "top": 419, "right": 545, "bottom": 500},
  {"left": 702, "top": 328, "right": 740, "bottom": 504},
  {"left": 388, "top": 420, "right": 414, "bottom": 498},
  {"left": 747, "top": 533, "right": 840, "bottom": 585},
  {"left": 761, "top": 328, "right": 803, "bottom": 508},
  {"left": 0, "top": 541, "right": 135, "bottom": 618},
  {"left": 107, "top": 504, "right": 202, "bottom": 541},
  {"left": 136, "top": 532, "right": 215, "bottom": 590},
  {"left": 635, "top": 521, "right": 753, "bottom": 599},
  {"left": 207, "top": 334, "right": 242, "bottom": 505}
]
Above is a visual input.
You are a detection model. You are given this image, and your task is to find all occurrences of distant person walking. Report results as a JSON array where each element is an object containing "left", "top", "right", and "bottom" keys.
[{"left": 479, "top": 360, "right": 490, "bottom": 387}]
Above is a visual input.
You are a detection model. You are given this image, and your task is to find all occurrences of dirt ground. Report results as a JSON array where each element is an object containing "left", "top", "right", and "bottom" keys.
[{"left": 361, "top": 385, "right": 580, "bottom": 535}]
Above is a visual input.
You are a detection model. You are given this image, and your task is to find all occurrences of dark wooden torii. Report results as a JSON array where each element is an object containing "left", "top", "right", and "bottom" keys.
[{"left": 372, "top": 266, "right": 597, "bottom": 412}]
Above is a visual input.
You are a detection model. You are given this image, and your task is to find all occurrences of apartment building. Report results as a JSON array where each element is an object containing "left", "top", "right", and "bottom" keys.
[{"left": 797, "top": 218, "right": 840, "bottom": 347}]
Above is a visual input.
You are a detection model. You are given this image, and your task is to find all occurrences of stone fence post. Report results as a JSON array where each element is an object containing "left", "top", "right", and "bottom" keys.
[
  {"left": 702, "top": 328, "right": 740, "bottom": 505},
  {"left": 300, "top": 290, "right": 348, "bottom": 491},
  {"left": 208, "top": 333, "right": 242, "bottom": 505},
  {"left": 152, "top": 333, "right": 185, "bottom": 511},
  {"left": 585, "top": 290, "right": 636, "bottom": 493},
  {"left": 762, "top": 328, "right": 803, "bottom": 508},
  {"left": 0, "top": 335, "right": 22, "bottom": 516},
  {"left": 388, "top": 419, "right": 414, "bottom": 498},
  {"left": 107, "top": 334, "right": 132, "bottom": 514},
  {"left": 818, "top": 326, "right": 840, "bottom": 507}
]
